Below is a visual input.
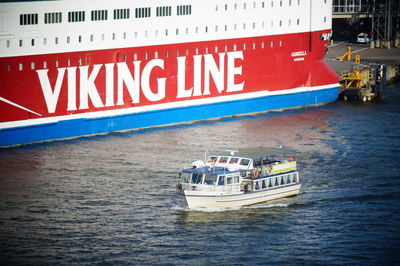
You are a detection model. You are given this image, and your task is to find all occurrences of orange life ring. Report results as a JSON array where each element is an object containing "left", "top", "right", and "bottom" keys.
[{"left": 253, "top": 168, "right": 259, "bottom": 178}]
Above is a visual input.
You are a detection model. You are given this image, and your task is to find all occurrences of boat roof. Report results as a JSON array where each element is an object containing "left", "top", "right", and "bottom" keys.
[
  {"left": 209, "top": 146, "right": 296, "bottom": 159},
  {"left": 182, "top": 166, "right": 242, "bottom": 175}
]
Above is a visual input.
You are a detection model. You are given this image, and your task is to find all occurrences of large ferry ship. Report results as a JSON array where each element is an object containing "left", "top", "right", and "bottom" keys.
[{"left": 0, "top": 0, "right": 339, "bottom": 147}]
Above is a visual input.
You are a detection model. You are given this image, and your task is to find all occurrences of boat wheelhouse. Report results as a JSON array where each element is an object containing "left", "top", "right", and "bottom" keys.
[{"left": 177, "top": 147, "right": 301, "bottom": 209}]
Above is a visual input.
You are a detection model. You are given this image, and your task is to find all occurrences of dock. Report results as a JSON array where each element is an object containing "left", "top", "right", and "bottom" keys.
[{"left": 325, "top": 42, "right": 400, "bottom": 101}]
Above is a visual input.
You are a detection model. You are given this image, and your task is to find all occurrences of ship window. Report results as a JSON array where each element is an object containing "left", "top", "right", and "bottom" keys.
[
  {"left": 279, "top": 20, "right": 282, "bottom": 27},
  {"left": 195, "top": 27, "right": 199, "bottom": 34},
  {"left": 324, "top": 16, "right": 327, "bottom": 23},
  {"left": 218, "top": 176, "right": 225, "bottom": 185},
  {"left": 195, "top": 48, "right": 198, "bottom": 55},
  {"left": 90, "top": 35, "right": 94, "bottom": 42},
  {"left": 297, "top": 19, "right": 300, "bottom": 25},
  {"left": 262, "top": 21, "right": 265, "bottom": 28},
  {"left": 79, "top": 35, "right": 82, "bottom": 43},
  {"left": 55, "top": 60, "right": 59, "bottom": 67},
  {"left": 6, "top": 40, "right": 10, "bottom": 48},
  {"left": 262, "top": 180, "right": 266, "bottom": 189},
  {"left": 45, "top": 12, "right": 62, "bottom": 24},
  {"left": 176, "top": 28, "right": 179, "bottom": 35},
  {"left": 156, "top": 6, "right": 172, "bottom": 17},
  {"left": 205, "top": 26, "right": 208, "bottom": 33},
  {"left": 227, "top": 177, "right": 233, "bottom": 184},
  {"left": 112, "top": 33, "right": 116, "bottom": 40},
  {"left": 252, "top": 42, "right": 256, "bottom": 49},
  {"left": 243, "top": 43, "right": 246, "bottom": 50},
  {"left": 281, "top": 176, "right": 286, "bottom": 185},
  {"left": 67, "top": 59, "right": 71, "bottom": 67},
  {"left": 233, "top": 44, "right": 237, "bottom": 51},
  {"left": 176, "top": 50, "right": 179, "bottom": 57},
  {"left": 165, "top": 51, "right": 169, "bottom": 58},
  {"left": 215, "top": 25, "right": 218, "bottom": 32},
  {"left": 205, "top": 47, "right": 209, "bottom": 53},
  {"left": 234, "top": 24, "right": 237, "bottom": 30},
  {"left": 177, "top": 5, "right": 191, "bottom": 16},
  {"left": 67, "top": 36, "right": 70, "bottom": 43},
  {"left": 191, "top": 173, "right": 203, "bottom": 184},
  {"left": 262, "top": 2, "right": 265, "bottom": 8},
  {"left": 186, "top": 28, "right": 189, "bottom": 34},
  {"left": 243, "top": 3, "right": 247, "bottom": 9},
  {"left": 19, "top": 63, "right": 23, "bottom": 71},
  {"left": 19, "top": 40, "right": 23, "bottom": 47},
  {"left": 55, "top": 37, "right": 59, "bottom": 45},
  {"left": 270, "top": 41, "right": 274, "bottom": 47},
  {"left": 243, "top": 23, "right": 246, "bottom": 30},
  {"left": 154, "top": 51, "right": 158, "bottom": 58},
  {"left": 253, "top": 22, "right": 256, "bottom": 29},
  {"left": 20, "top": 13, "right": 38, "bottom": 25},
  {"left": 214, "top": 46, "right": 218, "bottom": 53},
  {"left": 78, "top": 58, "right": 82, "bottom": 65},
  {"left": 144, "top": 53, "right": 148, "bottom": 60},
  {"left": 261, "top": 41, "right": 265, "bottom": 48},
  {"left": 224, "top": 25, "right": 227, "bottom": 31},
  {"left": 271, "top": 1, "right": 274, "bottom": 7},
  {"left": 134, "top": 53, "right": 138, "bottom": 60},
  {"left": 114, "top": 8, "right": 130, "bottom": 20},
  {"left": 293, "top": 173, "right": 297, "bottom": 183},
  {"left": 215, "top": 5, "right": 218, "bottom": 12},
  {"left": 275, "top": 177, "right": 279, "bottom": 186},
  {"left": 255, "top": 181, "right": 260, "bottom": 190},
  {"left": 68, "top": 11, "right": 85, "bottom": 22},
  {"left": 287, "top": 175, "right": 291, "bottom": 183},
  {"left": 43, "top": 61, "right": 47, "bottom": 68},
  {"left": 298, "top": 0, "right": 300, "bottom": 5},
  {"left": 31, "top": 62, "right": 35, "bottom": 70},
  {"left": 234, "top": 176, "right": 240, "bottom": 183},
  {"left": 135, "top": 7, "right": 151, "bottom": 18},
  {"left": 280, "top": 0, "right": 283, "bottom": 7},
  {"left": 6, "top": 64, "right": 11, "bottom": 72},
  {"left": 234, "top": 3, "right": 237, "bottom": 10},
  {"left": 240, "top": 159, "right": 250, "bottom": 166},
  {"left": 219, "top": 157, "right": 229, "bottom": 163},
  {"left": 279, "top": 40, "right": 282, "bottom": 47},
  {"left": 253, "top": 2, "right": 256, "bottom": 8},
  {"left": 289, "top": 19, "right": 292, "bottom": 26},
  {"left": 165, "top": 29, "right": 168, "bottom": 36},
  {"left": 31, "top": 39, "right": 35, "bottom": 46},
  {"left": 91, "top": 10, "right": 108, "bottom": 21},
  {"left": 268, "top": 178, "right": 273, "bottom": 187},
  {"left": 123, "top": 54, "right": 127, "bottom": 61}
]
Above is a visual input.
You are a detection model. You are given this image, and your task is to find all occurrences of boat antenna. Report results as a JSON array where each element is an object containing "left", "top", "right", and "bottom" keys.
[{"left": 226, "top": 149, "right": 238, "bottom": 156}]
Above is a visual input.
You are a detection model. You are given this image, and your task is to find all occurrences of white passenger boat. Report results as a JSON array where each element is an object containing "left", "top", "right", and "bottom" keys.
[{"left": 176, "top": 147, "right": 301, "bottom": 209}]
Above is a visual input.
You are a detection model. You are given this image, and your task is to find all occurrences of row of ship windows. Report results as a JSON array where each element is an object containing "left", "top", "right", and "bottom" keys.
[
  {"left": 8, "top": 18, "right": 311, "bottom": 49},
  {"left": 19, "top": 5, "right": 192, "bottom": 25},
  {"left": 217, "top": 0, "right": 302, "bottom": 11},
  {"left": 4, "top": 40, "right": 284, "bottom": 72}
]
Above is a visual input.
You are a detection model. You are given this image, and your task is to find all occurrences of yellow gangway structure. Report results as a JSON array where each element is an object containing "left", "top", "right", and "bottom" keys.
[{"left": 340, "top": 68, "right": 372, "bottom": 89}]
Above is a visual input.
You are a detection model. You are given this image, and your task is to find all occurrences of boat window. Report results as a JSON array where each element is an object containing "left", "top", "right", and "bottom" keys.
[
  {"left": 293, "top": 173, "right": 297, "bottom": 183},
  {"left": 281, "top": 176, "right": 286, "bottom": 185},
  {"left": 268, "top": 178, "right": 273, "bottom": 188},
  {"left": 262, "top": 180, "right": 266, "bottom": 189},
  {"left": 255, "top": 181, "right": 260, "bottom": 190},
  {"left": 208, "top": 156, "right": 217, "bottom": 163},
  {"left": 275, "top": 177, "right": 279, "bottom": 186},
  {"left": 218, "top": 176, "right": 225, "bottom": 185},
  {"left": 191, "top": 173, "right": 203, "bottom": 184},
  {"left": 219, "top": 157, "right": 229, "bottom": 163},
  {"left": 287, "top": 175, "right": 291, "bottom": 183},
  {"left": 240, "top": 159, "right": 250, "bottom": 166},
  {"left": 203, "top": 174, "right": 217, "bottom": 185},
  {"left": 234, "top": 175, "right": 240, "bottom": 183},
  {"left": 229, "top": 157, "right": 239, "bottom": 164},
  {"left": 227, "top": 176, "right": 233, "bottom": 184},
  {"left": 180, "top": 173, "right": 191, "bottom": 183}
]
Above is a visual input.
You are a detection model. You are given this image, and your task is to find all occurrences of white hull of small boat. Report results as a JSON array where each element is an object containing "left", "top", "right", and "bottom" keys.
[{"left": 182, "top": 183, "right": 301, "bottom": 209}]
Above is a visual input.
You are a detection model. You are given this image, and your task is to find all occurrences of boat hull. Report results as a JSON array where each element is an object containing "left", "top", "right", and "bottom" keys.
[
  {"left": 0, "top": 85, "right": 337, "bottom": 147},
  {"left": 182, "top": 183, "right": 301, "bottom": 209}
]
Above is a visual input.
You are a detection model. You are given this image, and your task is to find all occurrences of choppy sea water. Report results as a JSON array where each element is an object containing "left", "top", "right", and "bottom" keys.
[{"left": 1, "top": 85, "right": 400, "bottom": 265}]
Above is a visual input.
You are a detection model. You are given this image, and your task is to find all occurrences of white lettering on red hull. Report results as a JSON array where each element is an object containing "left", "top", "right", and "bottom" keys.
[{"left": 36, "top": 51, "right": 244, "bottom": 114}]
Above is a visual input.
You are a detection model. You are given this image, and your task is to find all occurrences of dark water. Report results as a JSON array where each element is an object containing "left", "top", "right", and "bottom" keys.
[{"left": 1, "top": 85, "right": 400, "bottom": 265}]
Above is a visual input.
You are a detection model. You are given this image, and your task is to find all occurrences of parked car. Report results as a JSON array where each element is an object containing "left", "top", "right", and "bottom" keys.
[{"left": 357, "top": 33, "right": 370, "bottom": 44}]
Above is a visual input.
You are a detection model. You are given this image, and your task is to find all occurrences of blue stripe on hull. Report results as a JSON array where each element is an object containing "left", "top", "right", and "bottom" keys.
[{"left": 0, "top": 87, "right": 338, "bottom": 147}]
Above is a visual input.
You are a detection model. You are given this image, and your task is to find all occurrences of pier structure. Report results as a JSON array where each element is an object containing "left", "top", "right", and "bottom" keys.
[{"left": 332, "top": 0, "right": 400, "bottom": 48}]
